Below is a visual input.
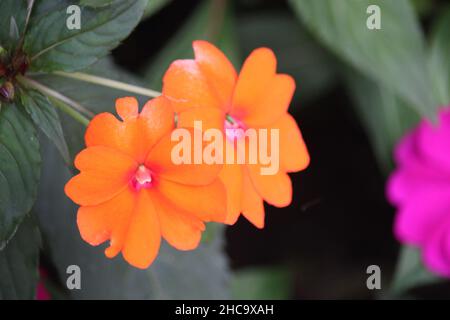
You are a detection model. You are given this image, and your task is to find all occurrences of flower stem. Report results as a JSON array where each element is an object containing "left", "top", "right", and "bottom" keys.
[
  {"left": 53, "top": 71, "right": 161, "bottom": 98},
  {"left": 48, "top": 95, "right": 90, "bottom": 127},
  {"left": 16, "top": 0, "right": 35, "bottom": 52},
  {"left": 17, "top": 75, "right": 91, "bottom": 126}
]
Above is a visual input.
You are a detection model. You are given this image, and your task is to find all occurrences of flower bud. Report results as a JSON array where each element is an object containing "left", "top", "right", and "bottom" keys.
[
  {"left": 0, "top": 81, "right": 14, "bottom": 101},
  {"left": 12, "top": 51, "right": 29, "bottom": 75}
]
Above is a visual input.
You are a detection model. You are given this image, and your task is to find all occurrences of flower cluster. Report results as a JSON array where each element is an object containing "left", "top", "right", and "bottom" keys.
[
  {"left": 65, "top": 41, "right": 310, "bottom": 268},
  {"left": 388, "top": 107, "right": 450, "bottom": 276}
]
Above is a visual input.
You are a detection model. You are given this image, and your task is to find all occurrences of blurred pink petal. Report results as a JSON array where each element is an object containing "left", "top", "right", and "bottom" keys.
[
  {"left": 36, "top": 267, "right": 50, "bottom": 300},
  {"left": 387, "top": 106, "right": 450, "bottom": 277}
]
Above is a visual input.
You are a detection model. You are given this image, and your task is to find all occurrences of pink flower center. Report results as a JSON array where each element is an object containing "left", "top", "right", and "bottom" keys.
[
  {"left": 131, "top": 165, "right": 153, "bottom": 191},
  {"left": 225, "top": 114, "right": 246, "bottom": 141}
]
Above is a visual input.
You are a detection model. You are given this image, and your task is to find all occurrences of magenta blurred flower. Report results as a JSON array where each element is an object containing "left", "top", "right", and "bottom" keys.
[
  {"left": 36, "top": 268, "right": 50, "bottom": 300},
  {"left": 387, "top": 107, "right": 450, "bottom": 276}
]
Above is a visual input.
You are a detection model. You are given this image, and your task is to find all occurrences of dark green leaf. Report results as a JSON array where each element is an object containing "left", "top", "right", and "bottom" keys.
[
  {"left": 388, "top": 246, "right": 440, "bottom": 297},
  {"left": 24, "top": 0, "right": 147, "bottom": 72},
  {"left": 19, "top": 90, "right": 70, "bottom": 163},
  {"left": 143, "top": 0, "right": 171, "bottom": 19},
  {"left": 289, "top": 0, "right": 438, "bottom": 118},
  {"left": 0, "top": 103, "right": 40, "bottom": 246},
  {"left": 9, "top": 17, "right": 20, "bottom": 43},
  {"left": 33, "top": 58, "right": 150, "bottom": 158},
  {"left": 429, "top": 6, "right": 450, "bottom": 106},
  {"left": 0, "top": 0, "right": 28, "bottom": 51},
  {"left": 0, "top": 214, "right": 41, "bottom": 300},
  {"left": 79, "top": 0, "right": 115, "bottom": 8},
  {"left": 232, "top": 266, "right": 293, "bottom": 299},
  {"left": 345, "top": 70, "right": 420, "bottom": 172}
]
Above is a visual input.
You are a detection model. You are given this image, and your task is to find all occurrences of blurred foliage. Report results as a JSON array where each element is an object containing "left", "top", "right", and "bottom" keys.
[
  {"left": 143, "top": 0, "right": 172, "bottom": 18},
  {"left": 429, "top": 6, "right": 450, "bottom": 107},
  {"left": 0, "top": 215, "right": 40, "bottom": 299},
  {"left": 388, "top": 246, "right": 440, "bottom": 297},
  {"left": 232, "top": 266, "right": 293, "bottom": 299},
  {"left": 290, "top": 0, "right": 438, "bottom": 119},
  {"left": 345, "top": 71, "right": 420, "bottom": 172}
]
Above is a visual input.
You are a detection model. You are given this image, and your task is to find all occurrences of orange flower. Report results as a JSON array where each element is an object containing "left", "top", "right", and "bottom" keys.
[
  {"left": 65, "top": 96, "right": 226, "bottom": 269},
  {"left": 162, "top": 40, "right": 310, "bottom": 228}
]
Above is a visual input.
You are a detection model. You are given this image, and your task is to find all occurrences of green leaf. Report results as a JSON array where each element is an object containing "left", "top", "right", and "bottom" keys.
[
  {"left": 0, "top": 0, "right": 28, "bottom": 51},
  {"left": 0, "top": 103, "right": 41, "bottom": 247},
  {"left": 0, "top": 214, "right": 41, "bottom": 300},
  {"left": 345, "top": 70, "right": 420, "bottom": 172},
  {"left": 143, "top": 0, "right": 240, "bottom": 89},
  {"left": 429, "top": 6, "right": 450, "bottom": 106},
  {"left": 232, "top": 266, "right": 293, "bottom": 299},
  {"left": 388, "top": 246, "right": 440, "bottom": 297},
  {"left": 143, "top": 0, "right": 171, "bottom": 19},
  {"left": 289, "top": 0, "right": 438, "bottom": 118},
  {"left": 33, "top": 58, "right": 231, "bottom": 299},
  {"left": 19, "top": 90, "right": 70, "bottom": 164},
  {"left": 24, "top": 0, "right": 147, "bottom": 72},
  {"left": 79, "top": 0, "right": 115, "bottom": 8},
  {"left": 33, "top": 58, "right": 150, "bottom": 158}
]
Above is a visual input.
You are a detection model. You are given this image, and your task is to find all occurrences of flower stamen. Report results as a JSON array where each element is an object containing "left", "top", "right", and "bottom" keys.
[
  {"left": 132, "top": 165, "right": 153, "bottom": 190},
  {"left": 225, "top": 114, "right": 246, "bottom": 141}
]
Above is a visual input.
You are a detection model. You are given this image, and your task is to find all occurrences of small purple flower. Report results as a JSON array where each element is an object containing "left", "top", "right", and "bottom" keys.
[{"left": 387, "top": 107, "right": 450, "bottom": 277}]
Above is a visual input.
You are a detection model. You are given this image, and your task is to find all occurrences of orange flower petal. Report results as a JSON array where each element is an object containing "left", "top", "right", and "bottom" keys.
[
  {"left": 269, "top": 113, "right": 310, "bottom": 172},
  {"left": 247, "top": 164, "right": 292, "bottom": 208},
  {"left": 240, "top": 74, "right": 295, "bottom": 127},
  {"left": 85, "top": 112, "right": 141, "bottom": 160},
  {"left": 152, "top": 192, "right": 204, "bottom": 251},
  {"left": 77, "top": 188, "right": 135, "bottom": 258},
  {"left": 162, "top": 59, "right": 221, "bottom": 112},
  {"left": 193, "top": 40, "right": 237, "bottom": 109},
  {"left": 65, "top": 172, "right": 129, "bottom": 206},
  {"left": 219, "top": 162, "right": 243, "bottom": 225},
  {"left": 139, "top": 96, "right": 175, "bottom": 150},
  {"left": 177, "top": 107, "right": 225, "bottom": 131},
  {"left": 116, "top": 97, "right": 138, "bottom": 120},
  {"left": 65, "top": 147, "right": 136, "bottom": 206},
  {"left": 74, "top": 146, "right": 138, "bottom": 176},
  {"left": 122, "top": 190, "right": 161, "bottom": 269},
  {"left": 156, "top": 178, "right": 227, "bottom": 223},
  {"left": 85, "top": 97, "right": 174, "bottom": 162},
  {"left": 231, "top": 48, "right": 277, "bottom": 122},
  {"left": 145, "top": 130, "right": 222, "bottom": 186},
  {"left": 241, "top": 169, "right": 265, "bottom": 229}
]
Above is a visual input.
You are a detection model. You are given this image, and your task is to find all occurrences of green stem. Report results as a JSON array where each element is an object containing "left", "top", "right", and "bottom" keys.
[
  {"left": 17, "top": 75, "right": 91, "bottom": 126},
  {"left": 16, "top": 0, "right": 35, "bottom": 52},
  {"left": 48, "top": 96, "right": 90, "bottom": 127},
  {"left": 53, "top": 71, "right": 161, "bottom": 98}
]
